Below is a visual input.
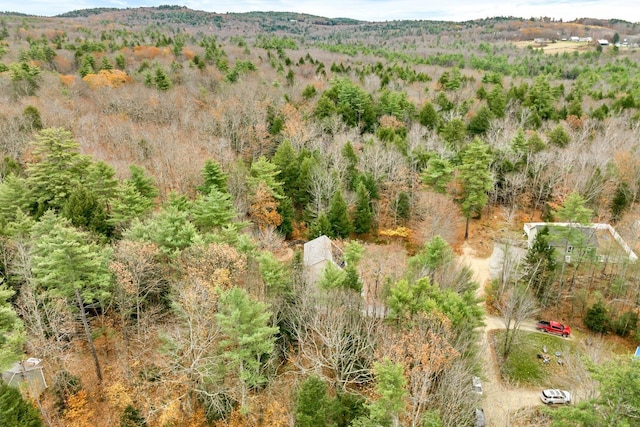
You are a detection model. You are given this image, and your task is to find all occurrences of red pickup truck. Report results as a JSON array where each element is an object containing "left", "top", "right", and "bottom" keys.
[{"left": 536, "top": 320, "right": 571, "bottom": 337}]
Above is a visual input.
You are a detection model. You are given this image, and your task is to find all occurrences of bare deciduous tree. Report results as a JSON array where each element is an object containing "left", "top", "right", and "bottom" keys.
[
  {"left": 496, "top": 283, "right": 538, "bottom": 360},
  {"left": 110, "top": 240, "right": 167, "bottom": 341},
  {"left": 292, "top": 287, "right": 379, "bottom": 390},
  {"left": 162, "top": 279, "right": 227, "bottom": 417},
  {"left": 379, "top": 313, "right": 459, "bottom": 427}
]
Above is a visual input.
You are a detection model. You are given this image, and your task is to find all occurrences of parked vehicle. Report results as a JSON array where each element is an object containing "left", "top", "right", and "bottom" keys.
[
  {"left": 472, "top": 376, "right": 483, "bottom": 394},
  {"left": 474, "top": 408, "right": 486, "bottom": 427},
  {"left": 540, "top": 389, "right": 571, "bottom": 404},
  {"left": 536, "top": 320, "right": 571, "bottom": 337}
]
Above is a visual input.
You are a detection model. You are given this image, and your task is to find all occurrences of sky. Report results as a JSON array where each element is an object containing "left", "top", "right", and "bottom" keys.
[{"left": 2, "top": 0, "right": 639, "bottom": 23}]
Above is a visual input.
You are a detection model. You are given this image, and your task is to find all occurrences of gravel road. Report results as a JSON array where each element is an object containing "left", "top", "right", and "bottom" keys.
[{"left": 460, "top": 243, "right": 543, "bottom": 427}]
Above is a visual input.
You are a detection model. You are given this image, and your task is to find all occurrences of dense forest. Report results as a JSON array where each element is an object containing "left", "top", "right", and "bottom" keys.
[{"left": 1, "top": 7, "right": 640, "bottom": 427}]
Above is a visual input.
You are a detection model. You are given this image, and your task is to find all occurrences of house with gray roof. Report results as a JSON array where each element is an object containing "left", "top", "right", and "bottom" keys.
[
  {"left": 523, "top": 222, "right": 637, "bottom": 263},
  {"left": 2, "top": 357, "right": 47, "bottom": 396}
]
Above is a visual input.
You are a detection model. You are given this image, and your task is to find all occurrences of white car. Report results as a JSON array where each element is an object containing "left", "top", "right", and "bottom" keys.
[
  {"left": 540, "top": 389, "right": 571, "bottom": 404},
  {"left": 474, "top": 408, "right": 486, "bottom": 427},
  {"left": 472, "top": 376, "right": 483, "bottom": 394}
]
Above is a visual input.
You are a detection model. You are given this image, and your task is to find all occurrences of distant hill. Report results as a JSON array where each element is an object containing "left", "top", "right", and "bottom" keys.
[{"left": 3, "top": 6, "right": 639, "bottom": 42}]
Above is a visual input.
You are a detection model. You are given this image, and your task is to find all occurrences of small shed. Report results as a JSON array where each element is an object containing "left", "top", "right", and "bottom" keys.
[
  {"left": 1, "top": 358, "right": 47, "bottom": 395},
  {"left": 303, "top": 235, "right": 344, "bottom": 285}
]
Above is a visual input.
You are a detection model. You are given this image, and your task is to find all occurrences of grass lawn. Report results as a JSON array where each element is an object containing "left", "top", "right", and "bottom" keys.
[{"left": 494, "top": 330, "right": 575, "bottom": 387}]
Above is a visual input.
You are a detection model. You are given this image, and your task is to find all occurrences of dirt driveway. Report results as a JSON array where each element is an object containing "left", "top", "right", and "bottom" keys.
[{"left": 460, "top": 242, "right": 542, "bottom": 427}]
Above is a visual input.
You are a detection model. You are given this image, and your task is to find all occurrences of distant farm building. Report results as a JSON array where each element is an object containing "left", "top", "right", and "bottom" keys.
[
  {"left": 598, "top": 39, "right": 609, "bottom": 46},
  {"left": 569, "top": 36, "right": 592, "bottom": 43}
]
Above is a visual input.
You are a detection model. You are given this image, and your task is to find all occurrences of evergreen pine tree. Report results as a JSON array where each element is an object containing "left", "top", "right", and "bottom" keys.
[
  {"left": 108, "top": 181, "right": 154, "bottom": 232},
  {"left": 21, "top": 105, "right": 43, "bottom": 132},
  {"left": 295, "top": 376, "right": 332, "bottom": 427},
  {"left": 61, "top": 184, "right": 110, "bottom": 236},
  {"left": 25, "top": 128, "right": 92, "bottom": 216},
  {"left": 277, "top": 196, "right": 294, "bottom": 238},
  {"left": 467, "top": 106, "right": 493, "bottom": 135},
  {"left": 31, "top": 211, "right": 112, "bottom": 382},
  {"left": 342, "top": 141, "right": 359, "bottom": 191},
  {"left": 190, "top": 188, "right": 236, "bottom": 232},
  {"left": 0, "top": 174, "right": 30, "bottom": 226},
  {"left": 585, "top": 301, "right": 609, "bottom": 334},
  {"left": 327, "top": 190, "right": 352, "bottom": 238},
  {"left": 100, "top": 57, "right": 113, "bottom": 71},
  {"left": 393, "top": 192, "right": 410, "bottom": 224},
  {"left": 610, "top": 182, "right": 631, "bottom": 223},
  {"left": 458, "top": 138, "right": 494, "bottom": 239},
  {"left": 197, "top": 159, "right": 228, "bottom": 194},
  {"left": 522, "top": 226, "right": 557, "bottom": 303},
  {"left": 153, "top": 68, "right": 172, "bottom": 91},
  {"left": 367, "top": 359, "right": 407, "bottom": 427},
  {"left": 353, "top": 182, "right": 373, "bottom": 234},
  {"left": 79, "top": 55, "right": 95, "bottom": 77},
  {"left": 120, "top": 405, "right": 147, "bottom": 427},
  {"left": 126, "top": 165, "right": 159, "bottom": 203},
  {"left": 216, "top": 287, "right": 278, "bottom": 409},
  {"left": 486, "top": 86, "right": 506, "bottom": 118},
  {"left": 421, "top": 157, "right": 454, "bottom": 194},
  {"left": 0, "top": 285, "right": 25, "bottom": 371},
  {"left": 272, "top": 140, "right": 299, "bottom": 195},
  {"left": 115, "top": 53, "right": 126, "bottom": 70},
  {"left": 309, "top": 212, "right": 333, "bottom": 239},
  {"left": 0, "top": 382, "right": 43, "bottom": 427},
  {"left": 248, "top": 156, "right": 284, "bottom": 197},
  {"left": 149, "top": 207, "right": 199, "bottom": 256}
]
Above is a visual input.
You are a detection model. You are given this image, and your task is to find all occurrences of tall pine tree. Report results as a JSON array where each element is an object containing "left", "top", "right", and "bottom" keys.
[
  {"left": 0, "top": 285, "right": 25, "bottom": 371},
  {"left": 216, "top": 287, "right": 278, "bottom": 409},
  {"left": 353, "top": 182, "right": 373, "bottom": 234},
  {"left": 31, "top": 211, "right": 112, "bottom": 382},
  {"left": 0, "top": 381, "right": 43, "bottom": 427},
  {"left": 327, "top": 190, "right": 352, "bottom": 239},
  {"left": 458, "top": 138, "right": 494, "bottom": 239}
]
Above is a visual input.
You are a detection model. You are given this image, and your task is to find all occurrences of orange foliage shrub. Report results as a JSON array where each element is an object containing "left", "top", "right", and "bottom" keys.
[
  {"left": 258, "top": 400, "right": 289, "bottom": 427},
  {"left": 63, "top": 390, "right": 94, "bottom": 427},
  {"left": 183, "top": 48, "right": 196, "bottom": 60},
  {"left": 379, "top": 114, "right": 405, "bottom": 130},
  {"left": 83, "top": 70, "right": 132, "bottom": 88},
  {"left": 60, "top": 74, "right": 78, "bottom": 86},
  {"left": 133, "top": 45, "right": 161, "bottom": 60},
  {"left": 565, "top": 114, "right": 583, "bottom": 130},
  {"left": 53, "top": 55, "right": 73, "bottom": 73},
  {"left": 214, "top": 410, "right": 247, "bottom": 427},
  {"left": 105, "top": 381, "right": 133, "bottom": 413},
  {"left": 379, "top": 227, "right": 412, "bottom": 238},
  {"left": 250, "top": 182, "right": 282, "bottom": 231}
]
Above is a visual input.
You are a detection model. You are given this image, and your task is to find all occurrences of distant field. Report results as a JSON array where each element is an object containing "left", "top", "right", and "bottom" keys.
[{"left": 514, "top": 40, "right": 593, "bottom": 54}]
